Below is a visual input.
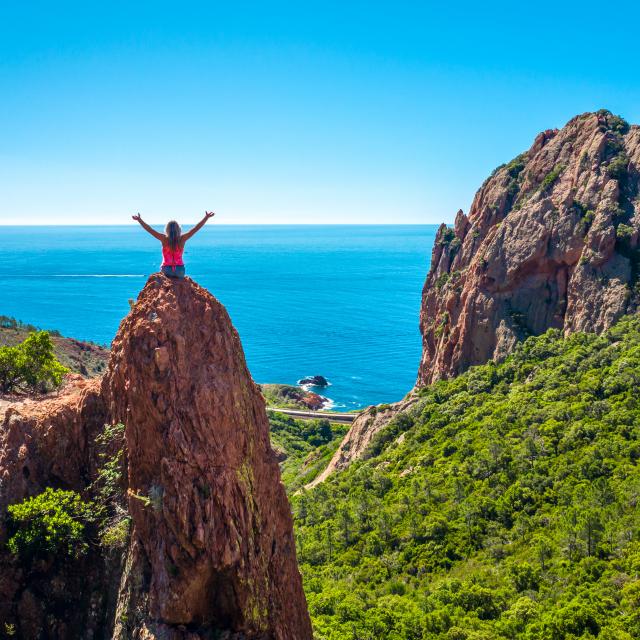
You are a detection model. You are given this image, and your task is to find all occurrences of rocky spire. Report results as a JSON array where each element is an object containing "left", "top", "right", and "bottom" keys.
[
  {"left": 103, "top": 275, "right": 312, "bottom": 639},
  {"left": 0, "top": 275, "right": 312, "bottom": 639}
]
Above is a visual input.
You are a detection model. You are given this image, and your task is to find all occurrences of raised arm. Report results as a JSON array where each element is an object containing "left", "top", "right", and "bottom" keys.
[
  {"left": 181, "top": 211, "right": 216, "bottom": 242},
  {"left": 132, "top": 214, "right": 166, "bottom": 242}
]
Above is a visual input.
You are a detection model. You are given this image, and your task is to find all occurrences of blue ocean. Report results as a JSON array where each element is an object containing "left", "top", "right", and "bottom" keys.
[{"left": 1, "top": 225, "right": 436, "bottom": 410}]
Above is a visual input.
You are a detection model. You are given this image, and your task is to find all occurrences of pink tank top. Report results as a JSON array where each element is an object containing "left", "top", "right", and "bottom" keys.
[{"left": 161, "top": 244, "right": 184, "bottom": 267}]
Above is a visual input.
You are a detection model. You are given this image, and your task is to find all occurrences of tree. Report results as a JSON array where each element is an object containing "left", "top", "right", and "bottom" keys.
[{"left": 0, "top": 331, "right": 68, "bottom": 393}]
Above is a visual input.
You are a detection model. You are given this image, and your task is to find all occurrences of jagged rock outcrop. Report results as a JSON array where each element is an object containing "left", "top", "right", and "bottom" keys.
[
  {"left": 419, "top": 110, "right": 640, "bottom": 384},
  {"left": 0, "top": 275, "right": 312, "bottom": 639},
  {"left": 310, "top": 110, "right": 640, "bottom": 486},
  {"left": 0, "top": 377, "right": 115, "bottom": 636},
  {"left": 306, "top": 396, "right": 419, "bottom": 489}
]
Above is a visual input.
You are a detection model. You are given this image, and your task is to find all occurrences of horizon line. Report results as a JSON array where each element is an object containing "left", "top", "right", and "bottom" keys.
[{"left": 0, "top": 222, "right": 450, "bottom": 227}]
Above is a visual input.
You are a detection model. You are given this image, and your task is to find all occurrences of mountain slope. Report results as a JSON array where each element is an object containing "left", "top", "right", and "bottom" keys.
[
  {"left": 293, "top": 313, "right": 640, "bottom": 639},
  {"left": 419, "top": 110, "right": 640, "bottom": 385}
]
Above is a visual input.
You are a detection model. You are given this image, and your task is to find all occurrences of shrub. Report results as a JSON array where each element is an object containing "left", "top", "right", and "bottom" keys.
[
  {"left": 100, "top": 517, "right": 130, "bottom": 549},
  {"left": 435, "top": 273, "right": 450, "bottom": 290},
  {"left": 505, "top": 154, "right": 527, "bottom": 179},
  {"left": 607, "top": 154, "right": 629, "bottom": 182},
  {"left": 539, "top": 164, "right": 565, "bottom": 193},
  {"left": 578, "top": 209, "right": 595, "bottom": 235},
  {"left": 438, "top": 227, "right": 456, "bottom": 246},
  {"left": 598, "top": 110, "right": 630, "bottom": 135},
  {"left": 0, "top": 331, "right": 68, "bottom": 394},
  {"left": 617, "top": 224, "right": 634, "bottom": 242},
  {"left": 7, "top": 488, "right": 95, "bottom": 560}
]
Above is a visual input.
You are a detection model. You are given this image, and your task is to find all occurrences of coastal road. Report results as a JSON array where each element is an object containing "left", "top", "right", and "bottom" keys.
[{"left": 267, "top": 407, "right": 358, "bottom": 424}]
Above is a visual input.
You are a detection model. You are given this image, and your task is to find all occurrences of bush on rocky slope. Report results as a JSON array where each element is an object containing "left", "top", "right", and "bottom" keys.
[{"left": 7, "top": 488, "right": 95, "bottom": 560}]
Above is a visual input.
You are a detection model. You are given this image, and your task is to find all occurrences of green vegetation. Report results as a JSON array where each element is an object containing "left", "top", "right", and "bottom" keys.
[
  {"left": 0, "top": 331, "right": 68, "bottom": 393},
  {"left": 437, "top": 228, "right": 461, "bottom": 259},
  {"left": 538, "top": 164, "right": 565, "bottom": 194},
  {"left": 7, "top": 488, "right": 95, "bottom": 560},
  {"left": 261, "top": 383, "right": 315, "bottom": 410},
  {"left": 291, "top": 315, "right": 640, "bottom": 639},
  {"left": 505, "top": 154, "right": 526, "bottom": 179},
  {"left": 92, "top": 422, "right": 130, "bottom": 549},
  {"left": 438, "top": 228, "right": 456, "bottom": 246},
  {"left": 0, "top": 316, "right": 108, "bottom": 377},
  {"left": 616, "top": 224, "right": 634, "bottom": 243},
  {"left": 505, "top": 154, "right": 527, "bottom": 204},
  {"left": 434, "top": 311, "right": 450, "bottom": 338},
  {"left": 607, "top": 155, "right": 629, "bottom": 182},
  {"left": 435, "top": 273, "right": 450, "bottom": 291},
  {"left": 0, "top": 315, "right": 39, "bottom": 333},
  {"left": 573, "top": 201, "right": 596, "bottom": 236},
  {"left": 597, "top": 110, "right": 630, "bottom": 135},
  {"left": 269, "top": 412, "right": 349, "bottom": 491}
]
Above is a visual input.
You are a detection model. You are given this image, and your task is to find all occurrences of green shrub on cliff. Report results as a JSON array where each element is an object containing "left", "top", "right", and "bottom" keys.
[
  {"left": 0, "top": 331, "right": 68, "bottom": 393},
  {"left": 292, "top": 314, "right": 640, "bottom": 639},
  {"left": 6, "top": 488, "right": 95, "bottom": 560},
  {"left": 538, "top": 163, "right": 565, "bottom": 193}
]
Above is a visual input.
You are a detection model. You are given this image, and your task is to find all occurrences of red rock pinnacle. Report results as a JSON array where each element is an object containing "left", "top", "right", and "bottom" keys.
[
  {"left": 104, "top": 275, "right": 312, "bottom": 638},
  {"left": 0, "top": 275, "right": 312, "bottom": 639}
]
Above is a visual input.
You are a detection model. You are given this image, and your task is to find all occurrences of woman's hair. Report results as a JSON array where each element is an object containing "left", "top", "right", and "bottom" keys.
[{"left": 165, "top": 220, "right": 182, "bottom": 250}]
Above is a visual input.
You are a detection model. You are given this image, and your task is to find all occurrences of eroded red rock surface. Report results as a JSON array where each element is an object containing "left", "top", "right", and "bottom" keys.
[
  {"left": 418, "top": 110, "right": 640, "bottom": 384},
  {"left": 105, "top": 275, "right": 312, "bottom": 639},
  {"left": 0, "top": 276, "right": 312, "bottom": 639},
  {"left": 306, "top": 395, "right": 419, "bottom": 488}
]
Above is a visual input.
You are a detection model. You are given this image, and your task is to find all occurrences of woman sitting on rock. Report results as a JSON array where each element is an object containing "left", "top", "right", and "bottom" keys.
[{"left": 132, "top": 211, "right": 215, "bottom": 279}]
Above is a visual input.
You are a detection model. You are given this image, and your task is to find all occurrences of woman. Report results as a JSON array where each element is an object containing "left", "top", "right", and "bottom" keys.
[{"left": 132, "top": 211, "right": 215, "bottom": 279}]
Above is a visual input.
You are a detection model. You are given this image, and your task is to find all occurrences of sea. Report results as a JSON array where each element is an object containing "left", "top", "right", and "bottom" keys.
[{"left": 1, "top": 225, "right": 437, "bottom": 411}]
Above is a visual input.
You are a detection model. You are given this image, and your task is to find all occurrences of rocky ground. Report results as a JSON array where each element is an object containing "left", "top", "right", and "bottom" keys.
[{"left": 259, "top": 383, "right": 330, "bottom": 410}]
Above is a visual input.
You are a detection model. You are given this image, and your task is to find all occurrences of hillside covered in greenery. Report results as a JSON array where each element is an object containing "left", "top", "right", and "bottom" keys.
[
  {"left": 269, "top": 411, "right": 349, "bottom": 492},
  {"left": 290, "top": 314, "right": 640, "bottom": 639}
]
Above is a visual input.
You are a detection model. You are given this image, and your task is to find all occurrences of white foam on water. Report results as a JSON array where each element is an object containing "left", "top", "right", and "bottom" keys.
[{"left": 8, "top": 274, "right": 145, "bottom": 278}]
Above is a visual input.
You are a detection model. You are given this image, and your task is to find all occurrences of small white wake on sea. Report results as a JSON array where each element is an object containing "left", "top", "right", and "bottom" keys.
[{"left": 9, "top": 274, "right": 146, "bottom": 278}]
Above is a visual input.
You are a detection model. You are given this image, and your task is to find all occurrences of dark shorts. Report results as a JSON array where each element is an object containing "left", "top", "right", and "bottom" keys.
[{"left": 161, "top": 265, "right": 186, "bottom": 279}]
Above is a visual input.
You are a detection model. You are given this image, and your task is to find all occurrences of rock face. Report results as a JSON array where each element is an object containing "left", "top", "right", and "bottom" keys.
[
  {"left": 0, "top": 275, "right": 312, "bottom": 639},
  {"left": 260, "top": 383, "right": 330, "bottom": 410},
  {"left": 104, "top": 275, "right": 312, "bottom": 639},
  {"left": 312, "top": 110, "right": 640, "bottom": 486},
  {"left": 299, "top": 391, "right": 328, "bottom": 411},
  {"left": 0, "top": 377, "right": 115, "bottom": 636},
  {"left": 418, "top": 110, "right": 640, "bottom": 384}
]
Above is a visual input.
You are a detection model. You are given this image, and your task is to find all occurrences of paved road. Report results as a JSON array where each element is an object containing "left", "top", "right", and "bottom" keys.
[{"left": 267, "top": 407, "right": 358, "bottom": 423}]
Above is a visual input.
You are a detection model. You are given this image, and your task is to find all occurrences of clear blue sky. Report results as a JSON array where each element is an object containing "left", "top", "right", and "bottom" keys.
[{"left": 1, "top": 1, "right": 639, "bottom": 225}]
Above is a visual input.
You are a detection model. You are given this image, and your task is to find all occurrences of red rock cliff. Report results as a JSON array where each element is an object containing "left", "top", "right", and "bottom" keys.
[
  {"left": 0, "top": 275, "right": 312, "bottom": 639},
  {"left": 104, "top": 275, "right": 312, "bottom": 639},
  {"left": 418, "top": 110, "right": 640, "bottom": 384}
]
